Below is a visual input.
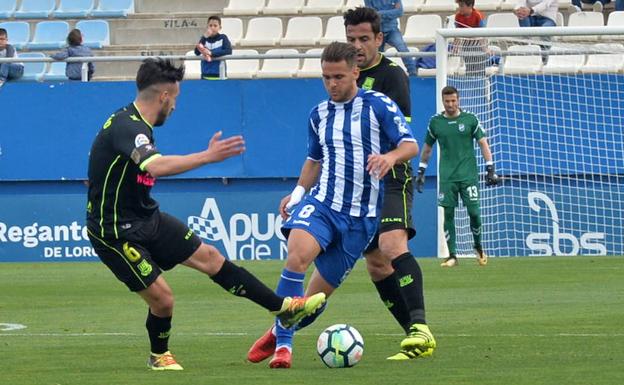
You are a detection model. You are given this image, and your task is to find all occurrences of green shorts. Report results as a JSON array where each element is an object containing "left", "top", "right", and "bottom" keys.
[{"left": 438, "top": 180, "right": 480, "bottom": 208}]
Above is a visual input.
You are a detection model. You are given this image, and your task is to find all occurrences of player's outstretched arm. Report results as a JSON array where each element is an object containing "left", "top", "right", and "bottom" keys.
[
  {"left": 367, "top": 140, "right": 419, "bottom": 179},
  {"left": 145, "top": 131, "right": 245, "bottom": 178}
]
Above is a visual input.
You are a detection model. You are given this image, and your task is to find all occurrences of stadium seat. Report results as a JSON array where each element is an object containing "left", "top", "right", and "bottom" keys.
[
  {"left": 542, "top": 45, "right": 585, "bottom": 74},
  {"left": 44, "top": 61, "right": 69, "bottom": 81},
  {"left": 256, "top": 48, "right": 300, "bottom": 78},
  {"left": 320, "top": 15, "right": 347, "bottom": 45},
  {"left": 221, "top": 17, "right": 244, "bottom": 45},
  {"left": 477, "top": 0, "right": 502, "bottom": 11},
  {"left": 239, "top": 17, "right": 283, "bottom": 47},
  {"left": 262, "top": 0, "right": 304, "bottom": 15},
  {"left": 53, "top": 0, "right": 95, "bottom": 18},
  {"left": 90, "top": 0, "right": 134, "bottom": 18},
  {"left": 27, "top": 21, "right": 69, "bottom": 50},
  {"left": 384, "top": 46, "right": 416, "bottom": 74},
  {"left": 226, "top": 49, "right": 260, "bottom": 79},
  {"left": 606, "top": 11, "right": 624, "bottom": 40},
  {"left": 280, "top": 16, "right": 322, "bottom": 46},
  {"left": 581, "top": 43, "right": 624, "bottom": 73},
  {"left": 296, "top": 47, "right": 323, "bottom": 78},
  {"left": 223, "top": 0, "right": 265, "bottom": 16},
  {"left": 0, "top": 21, "right": 30, "bottom": 50},
  {"left": 0, "top": 0, "right": 17, "bottom": 18},
  {"left": 13, "top": 0, "right": 56, "bottom": 19},
  {"left": 302, "top": 0, "right": 344, "bottom": 14},
  {"left": 403, "top": 0, "right": 424, "bottom": 12},
  {"left": 404, "top": 15, "right": 442, "bottom": 44},
  {"left": 18, "top": 52, "right": 47, "bottom": 81},
  {"left": 184, "top": 50, "right": 201, "bottom": 80},
  {"left": 419, "top": 0, "right": 457, "bottom": 13},
  {"left": 417, "top": 51, "right": 463, "bottom": 77},
  {"left": 486, "top": 13, "right": 520, "bottom": 28},
  {"left": 76, "top": 20, "right": 110, "bottom": 48},
  {"left": 556, "top": 12, "right": 564, "bottom": 26},
  {"left": 498, "top": 0, "right": 515, "bottom": 10},
  {"left": 342, "top": 0, "right": 364, "bottom": 12},
  {"left": 563, "top": 12, "right": 604, "bottom": 41},
  {"left": 502, "top": 44, "right": 543, "bottom": 74}
]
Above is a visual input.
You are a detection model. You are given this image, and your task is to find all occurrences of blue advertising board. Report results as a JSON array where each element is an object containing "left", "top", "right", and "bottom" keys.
[{"left": 0, "top": 180, "right": 440, "bottom": 262}]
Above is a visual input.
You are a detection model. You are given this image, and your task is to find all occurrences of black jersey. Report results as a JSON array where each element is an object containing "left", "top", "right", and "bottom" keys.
[
  {"left": 357, "top": 54, "right": 411, "bottom": 121},
  {"left": 87, "top": 102, "right": 162, "bottom": 240}
]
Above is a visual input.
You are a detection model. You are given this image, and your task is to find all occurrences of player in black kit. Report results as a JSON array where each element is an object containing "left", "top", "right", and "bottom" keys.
[
  {"left": 86, "top": 58, "right": 325, "bottom": 371},
  {"left": 347, "top": 7, "right": 435, "bottom": 360}
]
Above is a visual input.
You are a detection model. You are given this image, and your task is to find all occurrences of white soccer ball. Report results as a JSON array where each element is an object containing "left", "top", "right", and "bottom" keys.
[{"left": 316, "top": 324, "right": 364, "bottom": 368}]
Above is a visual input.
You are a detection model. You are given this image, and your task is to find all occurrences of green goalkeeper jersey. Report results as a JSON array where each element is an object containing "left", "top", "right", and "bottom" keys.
[{"left": 425, "top": 110, "right": 485, "bottom": 182}]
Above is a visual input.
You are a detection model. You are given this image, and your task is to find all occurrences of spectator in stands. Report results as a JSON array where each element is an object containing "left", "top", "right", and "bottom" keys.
[
  {"left": 194, "top": 16, "right": 232, "bottom": 80},
  {"left": 453, "top": 0, "right": 488, "bottom": 76},
  {"left": 513, "top": 0, "right": 558, "bottom": 27},
  {"left": 51, "top": 29, "right": 95, "bottom": 81},
  {"left": 0, "top": 28, "right": 24, "bottom": 88},
  {"left": 364, "top": 0, "right": 417, "bottom": 76},
  {"left": 571, "top": 0, "right": 624, "bottom": 13}
]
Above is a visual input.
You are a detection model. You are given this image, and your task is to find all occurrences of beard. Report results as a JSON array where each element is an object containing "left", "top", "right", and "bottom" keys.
[{"left": 154, "top": 108, "right": 169, "bottom": 127}]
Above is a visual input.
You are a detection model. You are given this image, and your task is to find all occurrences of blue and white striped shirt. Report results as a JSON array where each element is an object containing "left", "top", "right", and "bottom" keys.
[{"left": 307, "top": 88, "right": 416, "bottom": 217}]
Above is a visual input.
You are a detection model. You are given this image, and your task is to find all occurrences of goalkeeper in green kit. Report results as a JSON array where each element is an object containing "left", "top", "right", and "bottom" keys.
[{"left": 415, "top": 86, "right": 499, "bottom": 267}]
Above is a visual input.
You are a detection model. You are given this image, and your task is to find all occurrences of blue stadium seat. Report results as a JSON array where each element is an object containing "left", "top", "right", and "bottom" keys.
[
  {"left": 76, "top": 20, "right": 110, "bottom": 48},
  {"left": 90, "top": 0, "right": 134, "bottom": 18},
  {"left": 0, "top": 0, "right": 17, "bottom": 18},
  {"left": 13, "top": 0, "right": 56, "bottom": 19},
  {"left": 0, "top": 21, "right": 30, "bottom": 50},
  {"left": 53, "top": 0, "right": 95, "bottom": 18},
  {"left": 44, "top": 61, "right": 69, "bottom": 81},
  {"left": 18, "top": 52, "right": 47, "bottom": 82},
  {"left": 27, "top": 21, "right": 69, "bottom": 50}
]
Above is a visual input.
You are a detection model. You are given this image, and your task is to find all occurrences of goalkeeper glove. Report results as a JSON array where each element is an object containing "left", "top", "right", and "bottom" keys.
[
  {"left": 485, "top": 163, "right": 499, "bottom": 186},
  {"left": 415, "top": 165, "right": 426, "bottom": 193}
]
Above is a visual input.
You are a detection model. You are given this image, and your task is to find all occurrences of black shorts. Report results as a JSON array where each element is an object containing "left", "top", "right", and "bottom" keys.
[
  {"left": 365, "top": 161, "right": 416, "bottom": 252},
  {"left": 88, "top": 212, "right": 202, "bottom": 292}
]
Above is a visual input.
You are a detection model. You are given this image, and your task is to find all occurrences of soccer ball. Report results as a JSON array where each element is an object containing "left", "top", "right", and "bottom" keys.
[{"left": 316, "top": 324, "right": 364, "bottom": 368}]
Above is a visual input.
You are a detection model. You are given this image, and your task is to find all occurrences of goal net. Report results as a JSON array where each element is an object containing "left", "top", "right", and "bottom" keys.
[{"left": 435, "top": 26, "right": 624, "bottom": 257}]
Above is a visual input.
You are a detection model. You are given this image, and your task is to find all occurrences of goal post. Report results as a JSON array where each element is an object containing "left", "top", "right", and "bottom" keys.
[{"left": 433, "top": 26, "right": 624, "bottom": 258}]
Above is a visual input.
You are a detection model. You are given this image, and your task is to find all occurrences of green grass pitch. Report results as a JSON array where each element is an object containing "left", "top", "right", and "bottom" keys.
[{"left": 2, "top": 256, "right": 623, "bottom": 385}]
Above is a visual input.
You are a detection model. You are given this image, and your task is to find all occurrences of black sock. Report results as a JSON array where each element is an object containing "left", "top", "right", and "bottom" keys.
[
  {"left": 391, "top": 253, "right": 426, "bottom": 325},
  {"left": 210, "top": 259, "right": 283, "bottom": 312},
  {"left": 146, "top": 310, "right": 171, "bottom": 355},
  {"left": 374, "top": 273, "right": 411, "bottom": 333}
]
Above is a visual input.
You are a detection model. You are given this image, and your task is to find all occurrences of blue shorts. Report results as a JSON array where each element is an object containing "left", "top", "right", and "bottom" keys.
[{"left": 282, "top": 196, "right": 378, "bottom": 288}]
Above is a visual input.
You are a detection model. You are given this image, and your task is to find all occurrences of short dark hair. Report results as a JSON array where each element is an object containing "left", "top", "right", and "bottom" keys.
[
  {"left": 67, "top": 29, "right": 82, "bottom": 46},
  {"left": 208, "top": 15, "right": 221, "bottom": 25},
  {"left": 0, "top": 28, "right": 7, "bottom": 37},
  {"left": 442, "top": 85, "right": 459, "bottom": 96},
  {"left": 136, "top": 58, "right": 185, "bottom": 92},
  {"left": 457, "top": 0, "right": 475, "bottom": 7},
  {"left": 321, "top": 41, "right": 358, "bottom": 68},
  {"left": 343, "top": 7, "right": 381, "bottom": 35}
]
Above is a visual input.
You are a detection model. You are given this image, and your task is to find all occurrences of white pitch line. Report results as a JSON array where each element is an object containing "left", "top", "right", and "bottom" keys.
[{"left": 1, "top": 332, "right": 623, "bottom": 337}]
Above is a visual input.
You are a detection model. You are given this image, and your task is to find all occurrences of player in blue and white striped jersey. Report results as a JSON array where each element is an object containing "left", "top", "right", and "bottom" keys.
[{"left": 247, "top": 42, "right": 419, "bottom": 368}]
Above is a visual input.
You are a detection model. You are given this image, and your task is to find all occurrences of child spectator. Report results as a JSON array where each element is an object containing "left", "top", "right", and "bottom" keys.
[
  {"left": 194, "top": 16, "right": 232, "bottom": 79},
  {"left": 51, "top": 29, "right": 95, "bottom": 81},
  {"left": 453, "top": 0, "right": 487, "bottom": 76},
  {"left": 0, "top": 28, "right": 24, "bottom": 88}
]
